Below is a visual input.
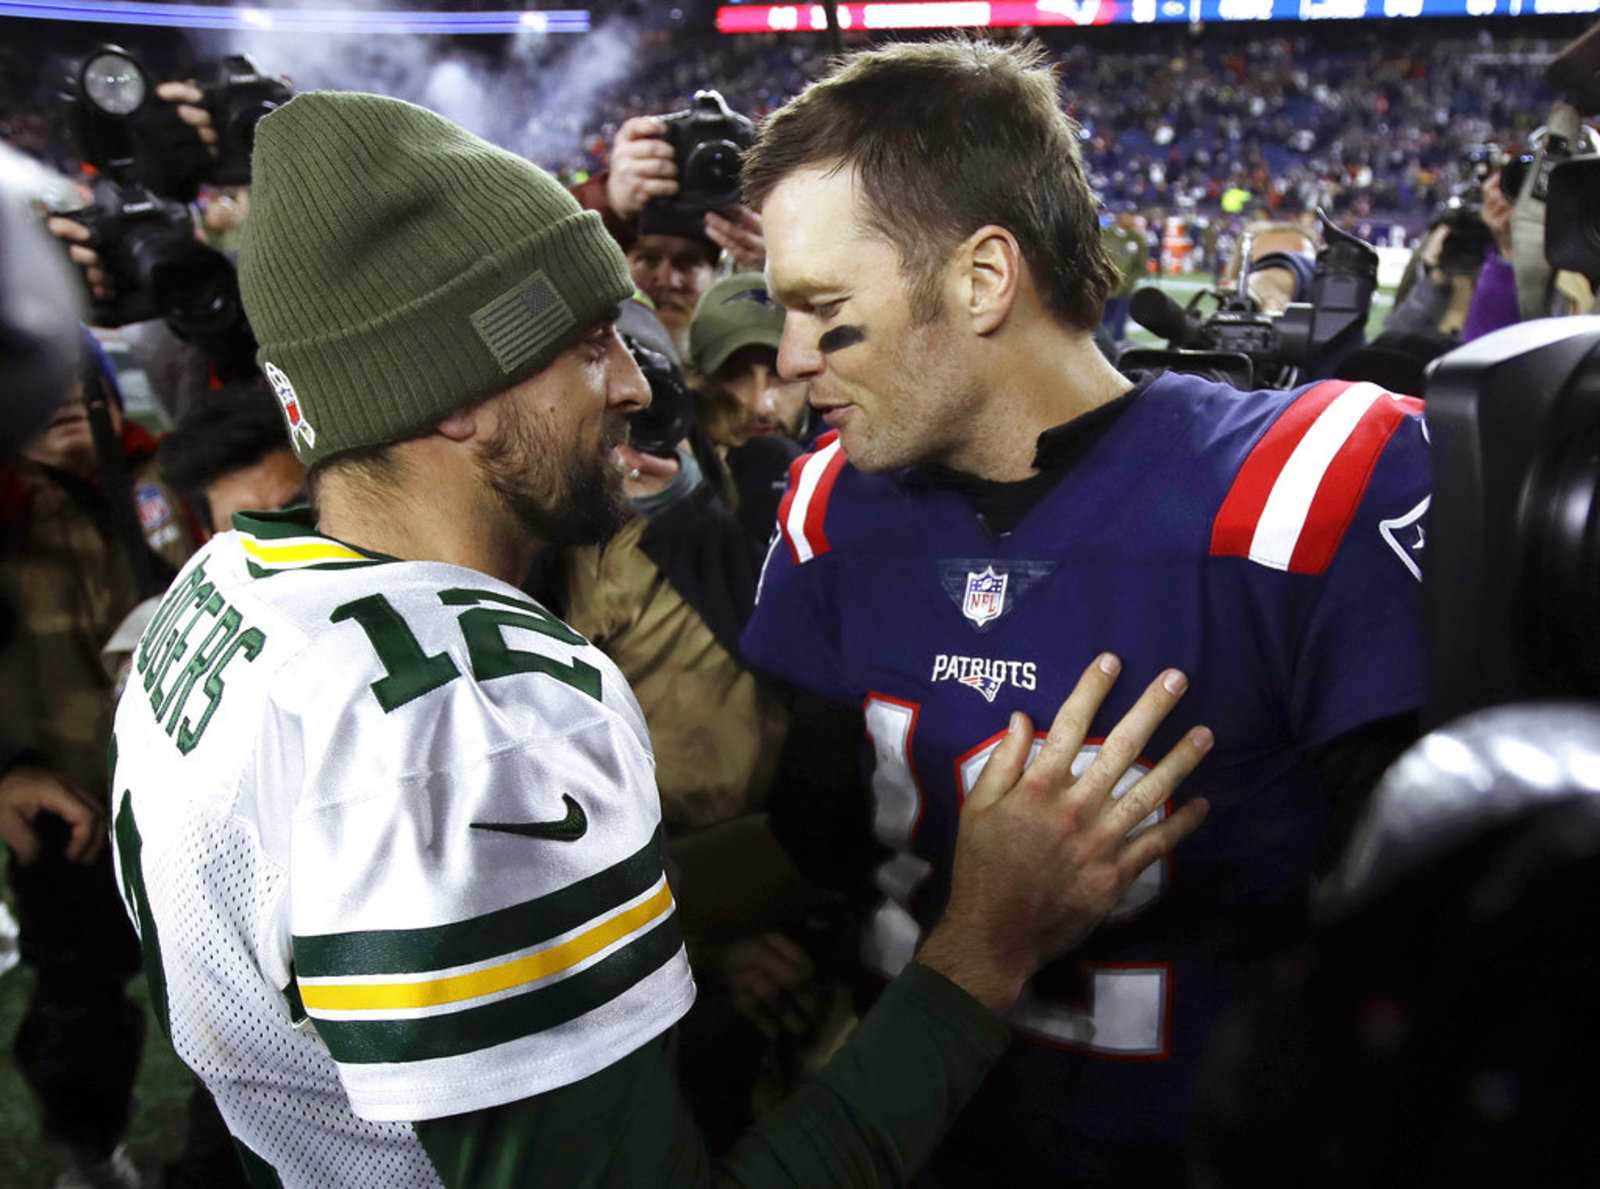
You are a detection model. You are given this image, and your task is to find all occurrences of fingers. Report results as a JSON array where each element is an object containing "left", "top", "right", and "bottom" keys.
[
  {"left": 1070, "top": 668, "right": 1190, "bottom": 806},
  {"left": 0, "top": 804, "right": 40, "bottom": 865},
  {"left": 704, "top": 210, "right": 766, "bottom": 271},
  {"left": 623, "top": 155, "right": 677, "bottom": 180},
  {"left": 46, "top": 216, "right": 91, "bottom": 243},
  {"left": 1103, "top": 725, "right": 1213, "bottom": 839},
  {"left": 155, "top": 80, "right": 204, "bottom": 105},
  {"left": 34, "top": 783, "right": 104, "bottom": 865},
  {"left": 1028, "top": 653, "right": 1123, "bottom": 783},
  {"left": 760, "top": 932, "right": 815, "bottom": 978},
  {"left": 632, "top": 178, "right": 679, "bottom": 199},
  {"left": 616, "top": 115, "right": 667, "bottom": 145},
  {"left": 1116, "top": 795, "right": 1210, "bottom": 885},
  {"left": 963, "top": 711, "right": 1035, "bottom": 811}
]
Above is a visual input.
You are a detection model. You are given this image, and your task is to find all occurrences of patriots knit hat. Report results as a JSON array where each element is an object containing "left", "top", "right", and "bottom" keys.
[
  {"left": 688, "top": 272, "right": 785, "bottom": 379},
  {"left": 239, "top": 91, "right": 635, "bottom": 468}
]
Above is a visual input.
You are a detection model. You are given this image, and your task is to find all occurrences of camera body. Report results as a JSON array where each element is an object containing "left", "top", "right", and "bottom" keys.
[
  {"left": 1422, "top": 316, "right": 1600, "bottom": 726},
  {"left": 200, "top": 55, "right": 294, "bottom": 188},
  {"left": 1122, "top": 212, "right": 1379, "bottom": 389},
  {"left": 70, "top": 177, "right": 235, "bottom": 328},
  {"left": 623, "top": 336, "right": 695, "bottom": 458},
  {"left": 651, "top": 90, "right": 755, "bottom": 224}
]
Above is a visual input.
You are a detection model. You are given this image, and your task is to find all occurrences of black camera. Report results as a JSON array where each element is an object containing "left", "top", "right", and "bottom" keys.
[
  {"left": 68, "top": 181, "right": 238, "bottom": 329},
  {"left": 623, "top": 335, "right": 695, "bottom": 458},
  {"left": 199, "top": 55, "right": 294, "bottom": 188},
  {"left": 1121, "top": 210, "right": 1378, "bottom": 389},
  {"left": 646, "top": 90, "right": 755, "bottom": 235},
  {"left": 59, "top": 45, "right": 242, "bottom": 329},
  {"left": 1421, "top": 316, "right": 1600, "bottom": 727}
]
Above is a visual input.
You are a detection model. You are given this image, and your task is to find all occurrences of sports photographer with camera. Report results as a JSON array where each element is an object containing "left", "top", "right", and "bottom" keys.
[
  {"left": 44, "top": 48, "right": 286, "bottom": 422},
  {"left": 573, "top": 91, "right": 765, "bottom": 356}
]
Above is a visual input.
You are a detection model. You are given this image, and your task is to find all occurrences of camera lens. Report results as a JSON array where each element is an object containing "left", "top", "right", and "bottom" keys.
[
  {"left": 1499, "top": 154, "right": 1536, "bottom": 198},
  {"left": 685, "top": 139, "right": 743, "bottom": 202},
  {"left": 82, "top": 52, "right": 146, "bottom": 116}
]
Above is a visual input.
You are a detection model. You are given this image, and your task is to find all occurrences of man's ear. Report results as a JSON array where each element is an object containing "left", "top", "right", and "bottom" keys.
[
  {"left": 963, "top": 225, "right": 1023, "bottom": 336},
  {"left": 435, "top": 404, "right": 480, "bottom": 444}
]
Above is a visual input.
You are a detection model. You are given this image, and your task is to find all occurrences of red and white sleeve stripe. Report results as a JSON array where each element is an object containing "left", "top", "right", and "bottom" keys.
[
  {"left": 776, "top": 431, "right": 848, "bottom": 565},
  {"left": 1211, "top": 380, "right": 1423, "bottom": 575}
]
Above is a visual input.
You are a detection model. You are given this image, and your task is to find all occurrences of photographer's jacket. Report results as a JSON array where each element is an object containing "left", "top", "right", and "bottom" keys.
[
  {"left": 0, "top": 424, "right": 195, "bottom": 805},
  {"left": 742, "top": 372, "right": 1431, "bottom": 1179}
]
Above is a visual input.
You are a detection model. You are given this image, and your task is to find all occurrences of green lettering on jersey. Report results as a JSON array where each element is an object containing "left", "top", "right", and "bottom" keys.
[
  {"left": 145, "top": 582, "right": 217, "bottom": 705},
  {"left": 331, "top": 594, "right": 462, "bottom": 714},
  {"left": 332, "top": 588, "right": 603, "bottom": 713},
  {"left": 176, "top": 626, "right": 266, "bottom": 755},
  {"left": 136, "top": 565, "right": 206, "bottom": 678},
  {"left": 440, "top": 588, "right": 600, "bottom": 702},
  {"left": 161, "top": 607, "right": 243, "bottom": 736}
]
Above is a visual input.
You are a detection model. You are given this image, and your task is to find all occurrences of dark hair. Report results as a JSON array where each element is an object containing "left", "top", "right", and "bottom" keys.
[
  {"left": 159, "top": 378, "right": 298, "bottom": 511},
  {"left": 742, "top": 38, "right": 1118, "bottom": 330}
]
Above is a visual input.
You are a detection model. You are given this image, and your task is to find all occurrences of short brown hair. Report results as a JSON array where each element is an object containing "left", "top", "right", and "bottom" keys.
[{"left": 742, "top": 38, "right": 1118, "bottom": 330}]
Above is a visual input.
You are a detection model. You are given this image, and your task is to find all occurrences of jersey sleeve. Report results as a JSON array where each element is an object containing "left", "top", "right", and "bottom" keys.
[
  {"left": 1285, "top": 392, "right": 1431, "bottom": 748},
  {"left": 279, "top": 640, "right": 695, "bottom": 1123},
  {"left": 739, "top": 435, "right": 854, "bottom": 704}
]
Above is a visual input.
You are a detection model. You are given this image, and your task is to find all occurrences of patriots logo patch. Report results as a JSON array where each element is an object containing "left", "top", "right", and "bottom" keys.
[
  {"left": 932, "top": 654, "right": 1038, "bottom": 703},
  {"left": 721, "top": 286, "right": 774, "bottom": 306},
  {"left": 958, "top": 672, "right": 1005, "bottom": 703}
]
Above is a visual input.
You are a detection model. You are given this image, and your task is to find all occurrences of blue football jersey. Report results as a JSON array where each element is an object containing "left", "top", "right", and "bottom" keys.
[{"left": 741, "top": 372, "right": 1431, "bottom": 1177}]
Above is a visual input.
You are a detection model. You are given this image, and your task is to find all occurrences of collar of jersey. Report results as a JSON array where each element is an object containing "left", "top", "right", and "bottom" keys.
[{"left": 232, "top": 506, "right": 398, "bottom": 577}]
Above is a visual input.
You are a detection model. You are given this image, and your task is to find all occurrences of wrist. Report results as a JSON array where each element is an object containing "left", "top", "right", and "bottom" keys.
[{"left": 916, "top": 919, "right": 1030, "bottom": 1015}]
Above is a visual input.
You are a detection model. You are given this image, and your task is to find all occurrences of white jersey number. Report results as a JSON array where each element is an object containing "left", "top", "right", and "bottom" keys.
[{"left": 863, "top": 694, "right": 1172, "bottom": 1059}]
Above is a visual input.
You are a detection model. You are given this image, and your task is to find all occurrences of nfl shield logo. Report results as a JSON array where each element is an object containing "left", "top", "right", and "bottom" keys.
[{"left": 962, "top": 566, "right": 1008, "bottom": 627}]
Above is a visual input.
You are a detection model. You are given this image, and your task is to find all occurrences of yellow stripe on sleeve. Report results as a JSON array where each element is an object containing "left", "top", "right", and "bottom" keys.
[{"left": 299, "top": 882, "right": 676, "bottom": 1013}]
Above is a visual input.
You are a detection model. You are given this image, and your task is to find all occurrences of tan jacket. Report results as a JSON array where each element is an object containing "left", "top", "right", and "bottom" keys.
[
  {"left": 0, "top": 444, "right": 197, "bottom": 807},
  {"left": 564, "top": 512, "right": 790, "bottom": 830}
]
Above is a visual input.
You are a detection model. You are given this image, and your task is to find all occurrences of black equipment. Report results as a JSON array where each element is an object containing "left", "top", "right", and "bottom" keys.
[{"left": 1121, "top": 210, "right": 1378, "bottom": 389}]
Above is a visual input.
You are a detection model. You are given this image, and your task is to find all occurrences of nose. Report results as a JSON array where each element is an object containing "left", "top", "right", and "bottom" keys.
[
  {"left": 778, "top": 319, "right": 823, "bottom": 383},
  {"left": 753, "top": 370, "right": 781, "bottom": 421},
  {"left": 608, "top": 332, "right": 651, "bottom": 415}
]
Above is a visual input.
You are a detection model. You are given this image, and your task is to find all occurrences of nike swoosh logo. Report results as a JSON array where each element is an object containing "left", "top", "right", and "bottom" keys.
[{"left": 470, "top": 794, "right": 587, "bottom": 843}]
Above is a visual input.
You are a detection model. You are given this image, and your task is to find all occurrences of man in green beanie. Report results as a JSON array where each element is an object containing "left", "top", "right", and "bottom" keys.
[{"left": 106, "top": 91, "right": 1205, "bottom": 1188}]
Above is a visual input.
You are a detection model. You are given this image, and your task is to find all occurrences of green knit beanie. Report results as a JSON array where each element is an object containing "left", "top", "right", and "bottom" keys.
[{"left": 240, "top": 91, "right": 635, "bottom": 468}]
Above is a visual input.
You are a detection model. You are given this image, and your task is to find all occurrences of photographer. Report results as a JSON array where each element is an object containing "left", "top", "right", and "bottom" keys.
[
  {"left": 573, "top": 105, "right": 766, "bottom": 356},
  {"left": 1, "top": 332, "right": 198, "bottom": 1189},
  {"left": 46, "top": 66, "right": 267, "bottom": 423}
]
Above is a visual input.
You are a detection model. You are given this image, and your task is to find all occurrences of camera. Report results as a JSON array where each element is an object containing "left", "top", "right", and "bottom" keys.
[
  {"left": 645, "top": 90, "right": 755, "bottom": 237},
  {"left": 1121, "top": 210, "right": 1378, "bottom": 389},
  {"left": 1421, "top": 316, "right": 1600, "bottom": 727},
  {"left": 623, "top": 335, "right": 695, "bottom": 458},
  {"left": 198, "top": 55, "right": 294, "bottom": 188},
  {"left": 57, "top": 46, "right": 243, "bottom": 330}
]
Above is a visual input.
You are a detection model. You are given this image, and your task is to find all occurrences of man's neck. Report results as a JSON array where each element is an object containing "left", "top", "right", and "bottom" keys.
[
  {"left": 316, "top": 483, "right": 537, "bottom": 588},
  {"left": 944, "top": 329, "right": 1133, "bottom": 482}
]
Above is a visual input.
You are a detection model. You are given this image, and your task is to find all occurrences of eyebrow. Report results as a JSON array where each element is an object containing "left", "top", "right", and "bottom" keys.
[{"left": 768, "top": 275, "right": 843, "bottom": 308}]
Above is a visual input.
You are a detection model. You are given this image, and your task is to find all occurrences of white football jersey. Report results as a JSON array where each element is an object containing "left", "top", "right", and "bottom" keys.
[{"left": 109, "top": 509, "right": 695, "bottom": 1187}]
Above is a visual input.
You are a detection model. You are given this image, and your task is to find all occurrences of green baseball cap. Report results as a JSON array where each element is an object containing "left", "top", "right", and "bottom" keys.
[{"left": 688, "top": 272, "right": 785, "bottom": 379}]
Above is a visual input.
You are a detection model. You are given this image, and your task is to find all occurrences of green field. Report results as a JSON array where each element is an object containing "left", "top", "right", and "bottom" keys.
[{"left": 0, "top": 916, "right": 196, "bottom": 1185}]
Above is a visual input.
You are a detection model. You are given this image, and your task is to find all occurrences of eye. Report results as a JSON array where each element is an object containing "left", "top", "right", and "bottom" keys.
[{"left": 813, "top": 299, "right": 844, "bottom": 321}]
